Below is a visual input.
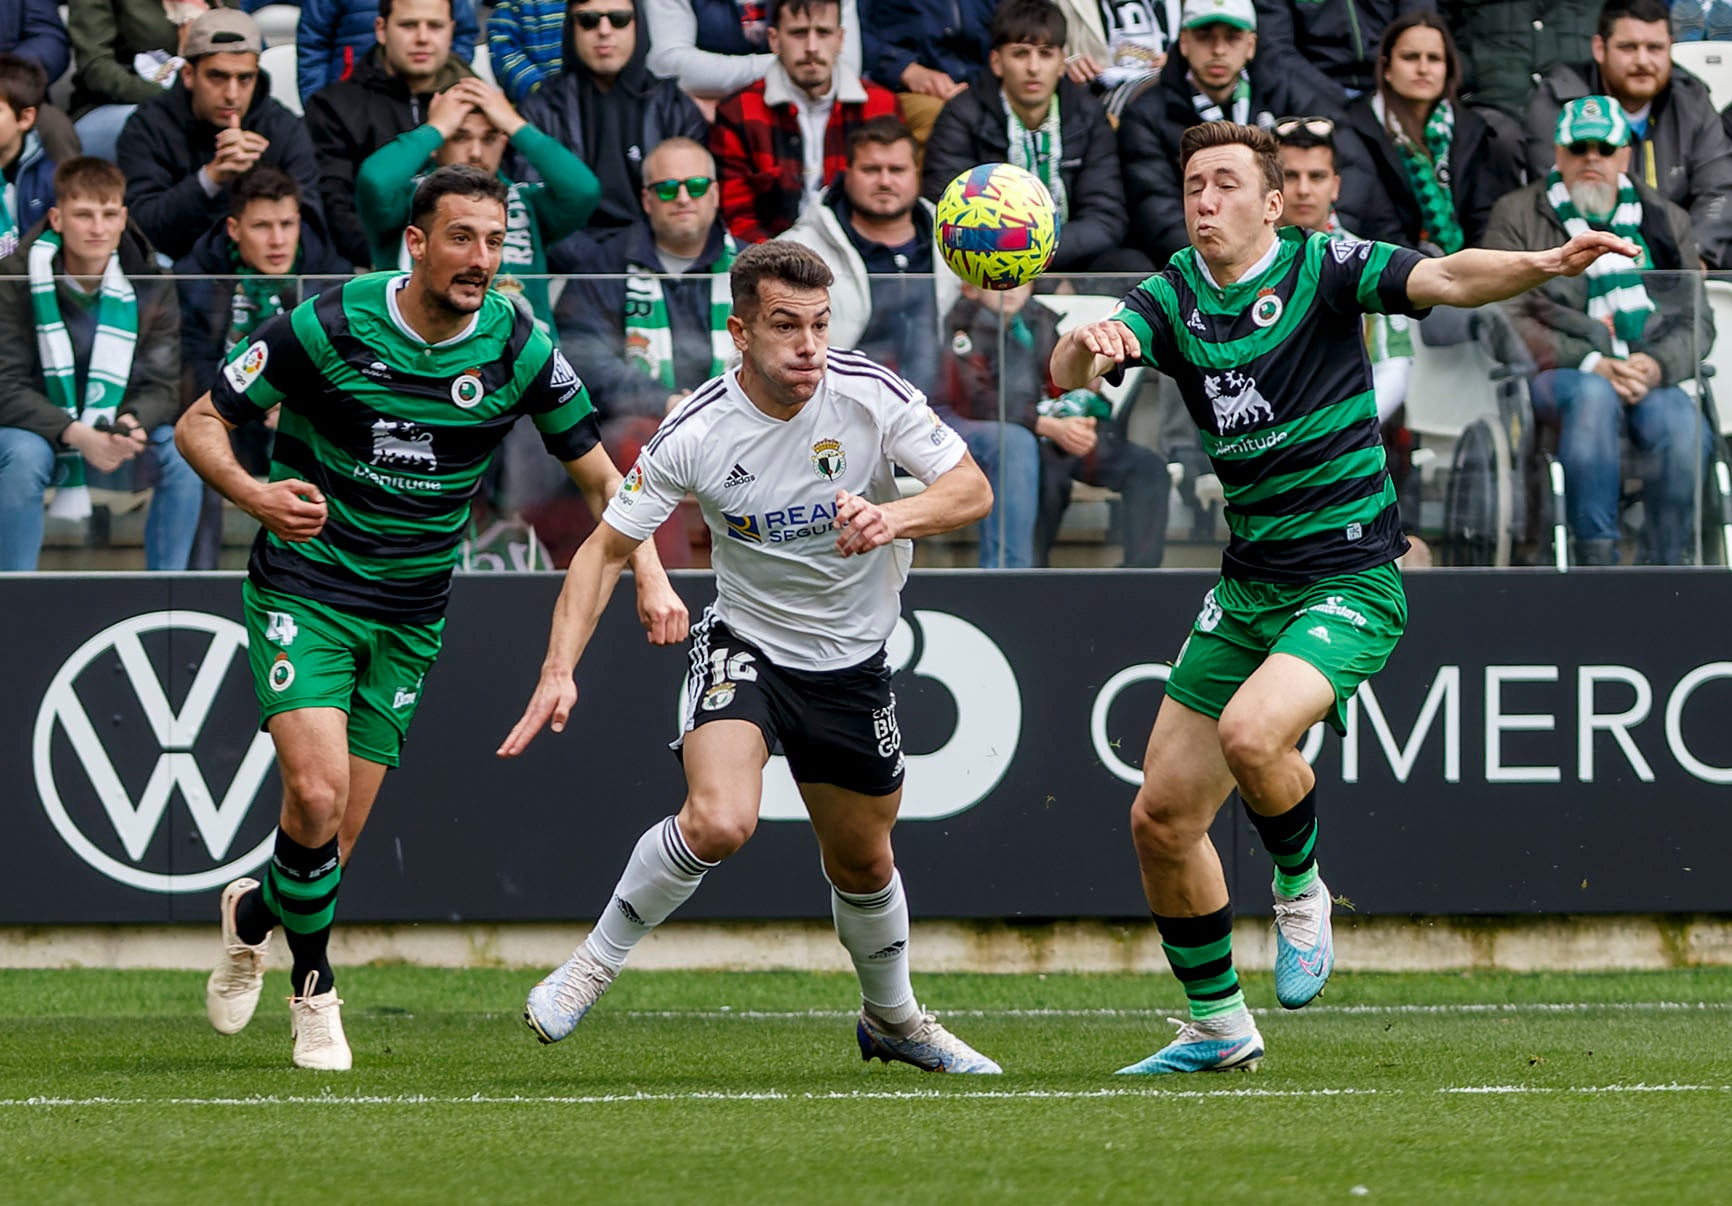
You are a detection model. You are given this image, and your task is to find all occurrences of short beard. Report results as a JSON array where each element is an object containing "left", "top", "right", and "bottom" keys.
[
  {"left": 1568, "top": 179, "right": 1618, "bottom": 222},
  {"left": 852, "top": 194, "right": 915, "bottom": 223},
  {"left": 430, "top": 276, "right": 490, "bottom": 315}
]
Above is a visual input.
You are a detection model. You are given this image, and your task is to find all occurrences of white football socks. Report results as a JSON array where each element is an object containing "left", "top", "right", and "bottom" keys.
[
  {"left": 832, "top": 869, "right": 920, "bottom": 1029},
  {"left": 583, "top": 817, "right": 715, "bottom": 971}
]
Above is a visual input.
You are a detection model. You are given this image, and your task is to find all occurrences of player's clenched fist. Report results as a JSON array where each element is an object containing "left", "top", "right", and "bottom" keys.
[
  {"left": 834, "top": 490, "right": 896, "bottom": 557},
  {"left": 246, "top": 478, "right": 327, "bottom": 542}
]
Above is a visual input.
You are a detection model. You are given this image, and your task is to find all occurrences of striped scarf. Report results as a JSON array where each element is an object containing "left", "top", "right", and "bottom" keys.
[
  {"left": 1382, "top": 95, "right": 1463, "bottom": 254},
  {"left": 1544, "top": 169, "right": 1653, "bottom": 354},
  {"left": 623, "top": 236, "right": 738, "bottom": 390},
  {"left": 225, "top": 240, "right": 297, "bottom": 351},
  {"left": 0, "top": 131, "right": 35, "bottom": 260},
  {"left": 1189, "top": 70, "right": 1251, "bottom": 126},
  {"left": 1006, "top": 94, "right": 1068, "bottom": 225},
  {"left": 28, "top": 229, "right": 137, "bottom": 520}
]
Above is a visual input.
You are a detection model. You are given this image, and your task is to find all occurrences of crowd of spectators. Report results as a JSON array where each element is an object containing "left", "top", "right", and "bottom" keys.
[{"left": 0, "top": 0, "right": 1726, "bottom": 570}]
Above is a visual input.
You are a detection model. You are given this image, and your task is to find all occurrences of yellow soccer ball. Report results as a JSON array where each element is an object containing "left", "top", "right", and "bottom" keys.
[{"left": 934, "top": 163, "right": 1058, "bottom": 290}]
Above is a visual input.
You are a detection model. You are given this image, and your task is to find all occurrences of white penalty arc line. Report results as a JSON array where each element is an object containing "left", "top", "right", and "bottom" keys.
[
  {"left": 605, "top": 1002, "right": 1732, "bottom": 1021},
  {"left": 1, "top": 1085, "right": 1726, "bottom": 1108}
]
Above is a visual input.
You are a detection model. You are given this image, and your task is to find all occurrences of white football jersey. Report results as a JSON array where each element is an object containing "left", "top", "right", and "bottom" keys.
[{"left": 604, "top": 348, "right": 967, "bottom": 671}]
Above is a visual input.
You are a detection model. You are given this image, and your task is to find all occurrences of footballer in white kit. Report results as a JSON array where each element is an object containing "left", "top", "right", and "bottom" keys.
[{"left": 499, "top": 242, "right": 1002, "bottom": 1073}]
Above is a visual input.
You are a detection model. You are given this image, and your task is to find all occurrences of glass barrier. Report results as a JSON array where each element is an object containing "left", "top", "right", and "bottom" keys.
[{"left": 0, "top": 268, "right": 1725, "bottom": 573}]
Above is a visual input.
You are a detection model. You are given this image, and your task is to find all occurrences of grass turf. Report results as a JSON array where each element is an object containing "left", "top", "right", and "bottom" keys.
[{"left": 3, "top": 966, "right": 1730, "bottom": 1203}]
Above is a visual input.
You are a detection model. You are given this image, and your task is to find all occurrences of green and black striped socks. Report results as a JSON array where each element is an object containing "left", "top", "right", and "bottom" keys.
[
  {"left": 1242, "top": 788, "right": 1320, "bottom": 899},
  {"left": 1153, "top": 905, "right": 1245, "bottom": 1021},
  {"left": 259, "top": 829, "right": 341, "bottom": 996}
]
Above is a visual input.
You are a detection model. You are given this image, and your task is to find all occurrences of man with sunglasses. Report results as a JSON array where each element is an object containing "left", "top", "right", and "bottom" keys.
[
  {"left": 1118, "top": 0, "right": 1368, "bottom": 267},
  {"left": 357, "top": 75, "right": 600, "bottom": 332},
  {"left": 516, "top": 0, "right": 708, "bottom": 250},
  {"left": 1051, "top": 119, "right": 1638, "bottom": 1074},
  {"left": 552, "top": 136, "right": 734, "bottom": 565},
  {"left": 1487, "top": 95, "right": 1713, "bottom": 565}
]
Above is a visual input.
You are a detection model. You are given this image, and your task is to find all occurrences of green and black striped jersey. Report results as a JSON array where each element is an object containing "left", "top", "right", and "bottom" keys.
[
  {"left": 210, "top": 272, "right": 600, "bottom": 624},
  {"left": 1112, "top": 227, "right": 1427, "bottom": 583}
]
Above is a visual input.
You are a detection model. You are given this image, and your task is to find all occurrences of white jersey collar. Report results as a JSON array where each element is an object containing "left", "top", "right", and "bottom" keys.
[{"left": 387, "top": 273, "right": 482, "bottom": 347}]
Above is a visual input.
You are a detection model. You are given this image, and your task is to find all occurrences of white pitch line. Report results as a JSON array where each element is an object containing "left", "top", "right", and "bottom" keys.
[
  {"left": 1, "top": 1084, "right": 1727, "bottom": 1109},
  {"left": 605, "top": 1002, "right": 1732, "bottom": 1020}
]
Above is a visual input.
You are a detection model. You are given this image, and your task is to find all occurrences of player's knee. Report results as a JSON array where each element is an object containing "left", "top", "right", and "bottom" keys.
[
  {"left": 1129, "top": 791, "right": 1204, "bottom": 862},
  {"left": 679, "top": 798, "right": 758, "bottom": 862},
  {"left": 824, "top": 847, "right": 894, "bottom": 896},
  {"left": 1217, "top": 712, "right": 1286, "bottom": 781},
  {"left": 279, "top": 768, "right": 345, "bottom": 834}
]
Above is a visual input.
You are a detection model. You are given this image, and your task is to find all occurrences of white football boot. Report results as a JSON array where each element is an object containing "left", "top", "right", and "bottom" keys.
[
  {"left": 290, "top": 971, "right": 352, "bottom": 1071},
  {"left": 206, "top": 877, "right": 269, "bottom": 1035}
]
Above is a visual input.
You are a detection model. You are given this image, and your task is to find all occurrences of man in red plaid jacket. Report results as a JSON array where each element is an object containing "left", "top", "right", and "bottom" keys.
[{"left": 710, "top": 0, "right": 899, "bottom": 243}]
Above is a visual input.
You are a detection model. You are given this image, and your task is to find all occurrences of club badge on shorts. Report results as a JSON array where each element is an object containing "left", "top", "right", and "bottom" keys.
[{"left": 701, "top": 682, "right": 736, "bottom": 711}]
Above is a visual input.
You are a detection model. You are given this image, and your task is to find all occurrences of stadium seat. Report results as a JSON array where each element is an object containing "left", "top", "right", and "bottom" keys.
[
  {"left": 260, "top": 43, "right": 301, "bottom": 116},
  {"left": 252, "top": 3, "right": 302, "bottom": 47},
  {"left": 1672, "top": 43, "right": 1732, "bottom": 110},
  {"left": 1403, "top": 312, "right": 1531, "bottom": 567}
]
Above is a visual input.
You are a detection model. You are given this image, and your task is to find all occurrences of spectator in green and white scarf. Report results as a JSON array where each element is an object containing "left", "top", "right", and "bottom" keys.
[
  {"left": 0, "top": 156, "right": 198, "bottom": 570},
  {"left": 1483, "top": 94, "right": 1714, "bottom": 565},
  {"left": 1343, "top": 12, "right": 1523, "bottom": 253}
]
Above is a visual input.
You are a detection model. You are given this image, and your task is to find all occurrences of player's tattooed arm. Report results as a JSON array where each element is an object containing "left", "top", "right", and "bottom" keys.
[
  {"left": 1050, "top": 320, "right": 1142, "bottom": 391},
  {"left": 1405, "top": 231, "right": 1642, "bottom": 310},
  {"left": 561, "top": 445, "right": 690, "bottom": 647}
]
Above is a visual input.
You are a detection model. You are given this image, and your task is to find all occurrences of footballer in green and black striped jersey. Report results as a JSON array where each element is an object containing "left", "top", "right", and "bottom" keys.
[
  {"left": 210, "top": 272, "right": 600, "bottom": 626},
  {"left": 1109, "top": 225, "right": 1429, "bottom": 585}
]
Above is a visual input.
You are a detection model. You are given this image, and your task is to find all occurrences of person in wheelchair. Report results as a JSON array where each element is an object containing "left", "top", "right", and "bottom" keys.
[{"left": 1485, "top": 95, "right": 1714, "bottom": 565}]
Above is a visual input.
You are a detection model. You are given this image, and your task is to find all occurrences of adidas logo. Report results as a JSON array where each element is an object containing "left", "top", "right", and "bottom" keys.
[
  {"left": 723, "top": 463, "right": 756, "bottom": 488},
  {"left": 866, "top": 940, "right": 907, "bottom": 961},
  {"left": 614, "top": 896, "right": 644, "bottom": 925}
]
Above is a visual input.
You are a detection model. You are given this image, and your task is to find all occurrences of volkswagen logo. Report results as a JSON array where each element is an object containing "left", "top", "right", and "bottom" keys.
[{"left": 33, "top": 611, "right": 278, "bottom": 893}]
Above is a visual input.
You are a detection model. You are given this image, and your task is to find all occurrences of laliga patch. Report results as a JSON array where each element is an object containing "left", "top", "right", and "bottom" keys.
[
  {"left": 617, "top": 463, "right": 645, "bottom": 505},
  {"left": 223, "top": 340, "right": 269, "bottom": 393}
]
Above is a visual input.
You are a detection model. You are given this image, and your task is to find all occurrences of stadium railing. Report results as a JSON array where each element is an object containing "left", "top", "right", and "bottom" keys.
[{"left": 4, "top": 270, "right": 1726, "bottom": 574}]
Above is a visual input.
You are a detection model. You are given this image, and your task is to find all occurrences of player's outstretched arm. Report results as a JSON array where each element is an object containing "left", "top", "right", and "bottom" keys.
[
  {"left": 562, "top": 444, "right": 690, "bottom": 646},
  {"left": 1405, "top": 230, "right": 1642, "bottom": 311},
  {"left": 1051, "top": 319, "right": 1141, "bottom": 391},
  {"left": 175, "top": 394, "right": 327, "bottom": 542},
  {"left": 497, "top": 520, "right": 644, "bottom": 757},
  {"left": 834, "top": 452, "right": 993, "bottom": 557}
]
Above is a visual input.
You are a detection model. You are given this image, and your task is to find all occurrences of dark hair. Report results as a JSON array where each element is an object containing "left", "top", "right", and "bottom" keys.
[
  {"left": 1179, "top": 122, "right": 1284, "bottom": 194},
  {"left": 990, "top": 0, "right": 1066, "bottom": 50},
  {"left": 1375, "top": 12, "right": 1460, "bottom": 148},
  {"left": 229, "top": 165, "right": 302, "bottom": 218},
  {"left": 1597, "top": 0, "right": 1671, "bottom": 40},
  {"left": 846, "top": 116, "right": 916, "bottom": 164},
  {"left": 409, "top": 164, "right": 509, "bottom": 231},
  {"left": 379, "top": 0, "right": 455, "bottom": 24},
  {"left": 769, "top": 0, "right": 840, "bottom": 27},
  {"left": 730, "top": 241, "right": 833, "bottom": 318},
  {"left": 0, "top": 52, "right": 46, "bottom": 117},
  {"left": 53, "top": 156, "right": 127, "bottom": 204}
]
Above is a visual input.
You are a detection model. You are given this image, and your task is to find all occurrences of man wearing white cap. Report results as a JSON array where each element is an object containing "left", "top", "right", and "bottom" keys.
[
  {"left": 1486, "top": 94, "right": 1712, "bottom": 565},
  {"left": 117, "top": 8, "right": 324, "bottom": 260},
  {"left": 1118, "top": 0, "right": 1372, "bottom": 265}
]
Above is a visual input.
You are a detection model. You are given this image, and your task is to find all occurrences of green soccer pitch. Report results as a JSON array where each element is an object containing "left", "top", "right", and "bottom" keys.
[{"left": 4, "top": 967, "right": 1730, "bottom": 1203}]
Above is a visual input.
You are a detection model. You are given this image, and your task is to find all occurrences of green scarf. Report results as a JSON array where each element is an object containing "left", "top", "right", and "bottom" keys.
[
  {"left": 1006, "top": 93, "right": 1068, "bottom": 225},
  {"left": 1544, "top": 168, "right": 1654, "bottom": 353},
  {"left": 1189, "top": 70, "right": 1252, "bottom": 126},
  {"left": 28, "top": 229, "right": 137, "bottom": 519},
  {"left": 623, "top": 235, "right": 739, "bottom": 389},
  {"left": 1387, "top": 97, "right": 1463, "bottom": 254},
  {"left": 225, "top": 241, "right": 299, "bottom": 352},
  {"left": 0, "top": 131, "right": 35, "bottom": 259}
]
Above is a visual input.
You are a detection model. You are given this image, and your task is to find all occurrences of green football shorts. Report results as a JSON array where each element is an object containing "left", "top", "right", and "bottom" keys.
[
  {"left": 243, "top": 581, "right": 445, "bottom": 767},
  {"left": 1164, "top": 561, "right": 1408, "bottom": 735}
]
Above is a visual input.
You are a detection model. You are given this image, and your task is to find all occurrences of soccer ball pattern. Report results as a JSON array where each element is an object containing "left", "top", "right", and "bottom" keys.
[{"left": 935, "top": 163, "right": 1058, "bottom": 290}]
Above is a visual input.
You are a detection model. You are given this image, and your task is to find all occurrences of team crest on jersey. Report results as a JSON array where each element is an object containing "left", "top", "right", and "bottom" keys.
[
  {"left": 1251, "top": 289, "right": 1283, "bottom": 328},
  {"left": 812, "top": 437, "right": 847, "bottom": 482},
  {"left": 1204, "top": 370, "right": 1274, "bottom": 433},
  {"left": 223, "top": 340, "right": 269, "bottom": 393},
  {"left": 451, "top": 372, "right": 484, "bottom": 408},
  {"left": 701, "top": 682, "right": 737, "bottom": 711}
]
